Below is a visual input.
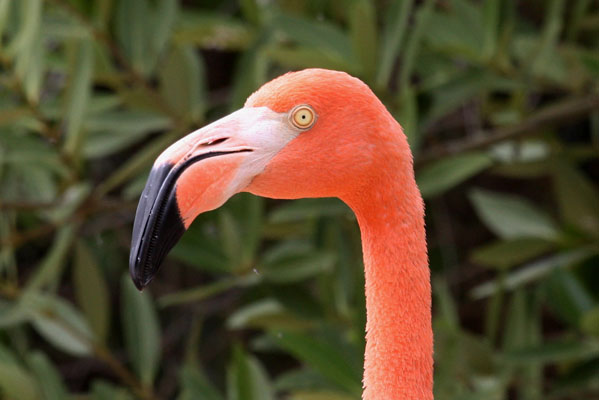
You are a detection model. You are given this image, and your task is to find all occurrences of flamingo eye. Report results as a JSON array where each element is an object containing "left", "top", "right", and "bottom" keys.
[{"left": 290, "top": 105, "right": 316, "bottom": 130}]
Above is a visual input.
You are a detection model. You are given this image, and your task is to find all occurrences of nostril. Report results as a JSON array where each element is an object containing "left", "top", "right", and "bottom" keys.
[{"left": 202, "top": 137, "right": 228, "bottom": 146}]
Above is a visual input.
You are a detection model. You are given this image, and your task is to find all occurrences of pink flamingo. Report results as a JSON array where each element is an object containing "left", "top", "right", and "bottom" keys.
[{"left": 130, "top": 69, "right": 432, "bottom": 400}]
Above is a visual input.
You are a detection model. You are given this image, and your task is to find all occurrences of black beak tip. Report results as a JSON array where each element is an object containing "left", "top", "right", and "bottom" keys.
[
  {"left": 128, "top": 250, "right": 152, "bottom": 291},
  {"left": 132, "top": 278, "right": 146, "bottom": 291},
  {"left": 130, "top": 265, "right": 149, "bottom": 291},
  {"left": 129, "top": 162, "right": 188, "bottom": 292}
]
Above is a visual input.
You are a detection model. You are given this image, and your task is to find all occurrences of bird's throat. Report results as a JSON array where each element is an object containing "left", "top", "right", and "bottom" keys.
[{"left": 348, "top": 174, "right": 433, "bottom": 400}]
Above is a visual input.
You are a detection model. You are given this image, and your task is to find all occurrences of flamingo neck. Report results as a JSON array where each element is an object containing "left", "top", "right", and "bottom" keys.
[{"left": 346, "top": 164, "right": 433, "bottom": 400}]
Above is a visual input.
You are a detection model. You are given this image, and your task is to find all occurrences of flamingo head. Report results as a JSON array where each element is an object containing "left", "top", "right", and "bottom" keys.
[{"left": 130, "top": 69, "right": 403, "bottom": 289}]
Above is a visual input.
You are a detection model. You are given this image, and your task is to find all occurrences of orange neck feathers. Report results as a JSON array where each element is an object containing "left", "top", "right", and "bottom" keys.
[
  {"left": 248, "top": 69, "right": 433, "bottom": 399},
  {"left": 346, "top": 153, "right": 432, "bottom": 400}
]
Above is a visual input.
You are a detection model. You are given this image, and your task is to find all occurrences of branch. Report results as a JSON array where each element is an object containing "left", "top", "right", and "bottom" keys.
[{"left": 416, "top": 93, "right": 599, "bottom": 165}]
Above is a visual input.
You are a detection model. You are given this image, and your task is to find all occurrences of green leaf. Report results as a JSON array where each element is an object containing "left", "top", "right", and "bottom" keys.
[
  {"left": 0, "top": 0, "right": 12, "bottom": 41},
  {"left": 227, "top": 345, "right": 274, "bottom": 400},
  {"left": 236, "top": 194, "right": 264, "bottom": 267},
  {"left": 268, "top": 198, "right": 351, "bottom": 223},
  {"left": 544, "top": 268, "right": 594, "bottom": 327},
  {"left": 271, "top": 331, "right": 362, "bottom": 395},
  {"left": 530, "top": 0, "right": 567, "bottom": 81},
  {"left": 0, "top": 300, "right": 28, "bottom": 328},
  {"left": 259, "top": 242, "right": 336, "bottom": 283},
  {"left": 553, "top": 163, "right": 599, "bottom": 236},
  {"left": 159, "top": 44, "right": 206, "bottom": 123},
  {"left": 149, "top": 0, "right": 178, "bottom": 66},
  {"left": 229, "top": 43, "right": 268, "bottom": 110},
  {"left": 566, "top": 0, "right": 592, "bottom": 40},
  {"left": 123, "top": 168, "right": 152, "bottom": 200},
  {"left": 115, "top": 0, "right": 149, "bottom": 74},
  {"left": 348, "top": 0, "right": 378, "bottom": 80},
  {"left": 64, "top": 39, "right": 94, "bottom": 158},
  {"left": 265, "top": 45, "right": 354, "bottom": 73},
  {"left": 0, "top": 345, "right": 40, "bottom": 400},
  {"left": 513, "top": 36, "right": 567, "bottom": 84},
  {"left": 219, "top": 211, "right": 243, "bottom": 269},
  {"left": 270, "top": 13, "right": 354, "bottom": 67},
  {"left": 470, "top": 238, "right": 553, "bottom": 269},
  {"left": 469, "top": 189, "right": 559, "bottom": 240},
  {"left": 26, "top": 224, "right": 77, "bottom": 291},
  {"left": 424, "top": 69, "right": 520, "bottom": 125},
  {"left": 1, "top": 161, "right": 58, "bottom": 203},
  {"left": 228, "top": 299, "right": 310, "bottom": 331},
  {"left": 27, "top": 352, "right": 69, "bottom": 400},
  {"left": 471, "top": 248, "right": 595, "bottom": 299},
  {"left": 482, "top": 0, "right": 500, "bottom": 59},
  {"left": 72, "top": 240, "right": 110, "bottom": 342},
  {"left": 423, "top": 0, "right": 485, "bottom": 60},
  {"left": 399, "top": 0, "right": 434, "bottom": 91},
  {"left": 502, "top": 289, "right": 528, "bottom": 352},
  {"left": 270, "top": 286, "right": 324, "bottom": 321},
  {"left": 41, "top": 11, "right": 89, "bottom": 40},
  {"left": 433, "top": 277, "right": 460, "bottom": 334},
  {"left": 22, "top": 21, "right": 45, "bottom": 103},
  {"left": 7, "top": 0, "right": 39, "bottom": 55},
  {"left": 95, "top": 131, "right": 178, "bottom": 195},
  {"left": 581, "top": 307, "right": 599, "bottom": 337},
  {"left": 417, "top": 152, "right": 493, "bottom": 198},
  {"left": 159, "top": 275, "right": 259, "bottom": 308},
  {"left": 9, "top": 0, "right": 43, "bottom": 103},
  {"left": 42, "top": 183, "right": 91, "bottom": 224},
  {"left": 92, "top": 381, "right": 135, "bottom": 400},
  {"left": 375, "top": 0, "right": 414, "bottom": 89},
  {"left": 23, "top": 291, "right": 94, "bottom": 356},
  {"left": 274, "top": 368, "right": 354, "bottom": 396},
  {"left": 397, "top": 87, "right": 419, "bottom": 149},
  {"left": 85, "top": 94, "right": 122, "bottom": 115},
  {"left": 285, "top": 391, "right": 357, "bottom": 400},
  {"left": 239, "top": 0, "right": 261, "bottom": 25},
  {"left": 83, "top": 110, "right": 171, "bottom": 158},
  {"left": 502, "top": 340, "right": 599, "bottom": 364},
  {"left": 178, "top": 364, "right": 224, "bottom": 400},
  {"left": 580, "top": 50, "right": 599, "bottom": 78},
  {"left": 0, "top": 131, "right": 67, "bottom": 182},
  {"left": 84, "top": 110, "right": 172, "bottom": 133},
  {"left": 121, "top": 275, "right": 161, "bottom": 385},
  {"left": 170, "top": 220, "right": 231, "bottom": 272}
]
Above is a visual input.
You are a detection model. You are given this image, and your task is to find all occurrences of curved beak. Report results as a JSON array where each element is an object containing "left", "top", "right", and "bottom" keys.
[{"left": 129, "top": 107, "right": 296, "bottom": 290}]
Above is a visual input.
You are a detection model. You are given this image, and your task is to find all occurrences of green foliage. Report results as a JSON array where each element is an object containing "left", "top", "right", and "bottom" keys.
[{"left": 0, "top": 0, "right": 598, "bottom": 399}]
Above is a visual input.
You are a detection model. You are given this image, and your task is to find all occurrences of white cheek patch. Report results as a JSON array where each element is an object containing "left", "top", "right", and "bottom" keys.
[
  {"left": 223, "top": 107, "right": 301, "bottom": 198},
  {"left": 172, "top": 107, "right": 301, "bottom": 205}
]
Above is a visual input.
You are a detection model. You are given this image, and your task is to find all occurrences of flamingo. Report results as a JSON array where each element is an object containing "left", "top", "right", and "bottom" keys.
[{"left": 130, "top": 69, "right": 432, "bottom": 400}]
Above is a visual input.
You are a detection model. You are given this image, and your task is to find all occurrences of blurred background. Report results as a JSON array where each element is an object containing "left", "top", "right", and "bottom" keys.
[{"left": 1, "top": 0, "right": 598, "bottom": 399}]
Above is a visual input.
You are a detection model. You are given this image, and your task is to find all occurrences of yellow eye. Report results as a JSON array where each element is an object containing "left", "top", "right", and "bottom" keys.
[{"left": 290, "top": 105, "right": 316, "bottom": 129}]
